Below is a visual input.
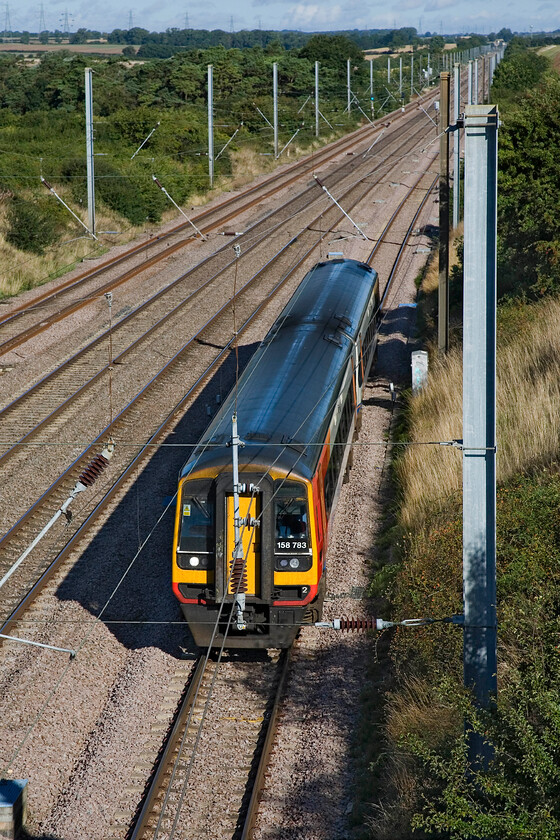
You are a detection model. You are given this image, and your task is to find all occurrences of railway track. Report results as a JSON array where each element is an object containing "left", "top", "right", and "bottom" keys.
[
  {"left": 127, "top": 648, "right": 291, "bottom": 840},
  {"left": 0, "top": 70, "right": 483, "bottom": 838},
  {"left": 0, "top": 108, "right": 438, "bottom": 629},
  {"left": 0, "top": 98, "right": 431, "bottom": 358},
  {"left": 0, "top": 100, "right": 441, "bottom": 840}
]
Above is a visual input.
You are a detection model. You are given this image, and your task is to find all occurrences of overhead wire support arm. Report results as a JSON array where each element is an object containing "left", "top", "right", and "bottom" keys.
[
  {"left": 313, "top": 175, "right": 368, "bottom": 240},
  {"left": 253, "top": 104, "right": 273, "bottom": 129},
  {"left": 362, "top": 130, "right": 385, "bottom": 159},
  {"left": 0, "top": 634, "right": 76, "bottom": 659},
  {"left": 383, "top": 86, "right": 398, "bottom": 102},
  {"left": 318, "top": 108, "right": 334, "bottom": 130},
  {"left": 131, "top": 121, "right": 160, "bottom": 159},
  {"left": 315, "top": 614, "right": 464, "bottom": 631},
  {"left": 353, "top": 101, "right": 375, "bottom": 125},
  {"left": 275, "top": 127, "right": 301, "bottom": 159},
  {"left": 0, "top": 441, "right": 115, "bottom": 592},
  {"left": 40, "top": 177, "right": 98, "bottom": 240},
  {"left": 215, "top": 124, "right": 242, "bottom": 160},
  {"left": 152, "top": 176, "right": 207, "bottom": 240},
  {"left": 418, "top": 104, "right": 437, "bottom": 128}
]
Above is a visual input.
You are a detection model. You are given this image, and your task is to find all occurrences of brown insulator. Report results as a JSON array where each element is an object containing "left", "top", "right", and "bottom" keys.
[
  {"left": 229, "top": 557, "right": 248, "bottom": 593},
  {"left": 340, "top": 617, "right": 376, "bottom": 633},
  {"left": 78, "top": 453, "right": 110, "bottom": 487}
]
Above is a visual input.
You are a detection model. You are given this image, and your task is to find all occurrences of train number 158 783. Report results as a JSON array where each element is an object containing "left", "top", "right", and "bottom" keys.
[{"left": 276, "top": 540, "right": 307, "bottom": 550}]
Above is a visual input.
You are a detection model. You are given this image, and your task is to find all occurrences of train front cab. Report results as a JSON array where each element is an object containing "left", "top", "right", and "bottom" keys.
[{"left": 172, "top": 468, "right": 325, "bottom": 649}]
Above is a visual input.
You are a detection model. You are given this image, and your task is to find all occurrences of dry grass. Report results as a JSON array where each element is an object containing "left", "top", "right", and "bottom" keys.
[
  {"left": 0, "top": 192, "right": 176, "bottom": 299},
  {"left": 420, "top": 222, "right": 464, "bottom": 298},
  {"left": 368, "top": 676, "right": 460, "bottom": 839},
  {"left": 385, "top": 675, "right": 459, "bottom": 747},
  {"left": 398, "top": 292, "right": 560, "bottom": 529},
  {"left": 0, "top": 140, "right": 338, "bottom": 299}
]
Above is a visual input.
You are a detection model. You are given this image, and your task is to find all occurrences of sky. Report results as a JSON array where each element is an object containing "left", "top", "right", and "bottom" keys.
[{"left": 5, "top": 0, "right": 560, "bottom": 38}]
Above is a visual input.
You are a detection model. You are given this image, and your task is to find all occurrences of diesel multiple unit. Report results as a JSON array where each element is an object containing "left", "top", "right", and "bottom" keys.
[{"left": 172, "top": 258, "right": 380, "bottom": 648}]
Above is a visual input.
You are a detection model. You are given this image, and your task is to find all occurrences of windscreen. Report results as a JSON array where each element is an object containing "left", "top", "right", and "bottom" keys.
[
  {"left": 274, "top": 482, "right": 309, "bottom": 553},
  {"left": 179, "top": 493, "right": 215, "bottom": 553}
]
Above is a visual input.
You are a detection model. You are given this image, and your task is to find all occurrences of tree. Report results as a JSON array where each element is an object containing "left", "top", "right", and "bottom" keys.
[
  {"left": 299, "top": 34, "right": 363, "bottom": 69},
  {"left": 497, "top": 73, "right": 560, "bottom": 298},
  {"left": 429, "top": 35, "right": 445, "bottom": 53},
  {"left": 70, "top": 28, "right": 88, "bottom": 44}
]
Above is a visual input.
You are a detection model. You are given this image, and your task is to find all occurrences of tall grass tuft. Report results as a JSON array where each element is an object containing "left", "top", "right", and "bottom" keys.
[{"left": 397, "top": 294, "right": 560, "bottom": 531}]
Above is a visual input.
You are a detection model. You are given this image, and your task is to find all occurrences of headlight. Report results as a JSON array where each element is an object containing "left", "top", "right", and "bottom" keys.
[
  {"left": 289, "top": 558, "right": 300, "bottom": 569},
  {"left": 279, "top": 558, "right": 290, "bottom": 568},
  {"left": 189, "top": 556, "right": 200, "bottom": 567}
]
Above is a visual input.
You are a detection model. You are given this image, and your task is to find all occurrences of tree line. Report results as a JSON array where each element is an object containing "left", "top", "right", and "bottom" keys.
[{"left": 0, "top": 35, "right": 421, "bottom": 256}]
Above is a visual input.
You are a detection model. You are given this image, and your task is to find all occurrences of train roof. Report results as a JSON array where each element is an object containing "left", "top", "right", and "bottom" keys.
[{"left": 180, "top": 259, "right": 378, "bottom": 481}]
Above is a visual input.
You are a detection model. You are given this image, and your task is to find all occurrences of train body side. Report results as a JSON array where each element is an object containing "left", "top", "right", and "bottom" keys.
[{"left": 172, "top": 259, "right": 380, "bottom": 648}]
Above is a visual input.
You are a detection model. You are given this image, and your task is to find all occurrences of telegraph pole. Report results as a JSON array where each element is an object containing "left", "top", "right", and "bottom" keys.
[
  {"left": 84, "top": 67, "right": 95, "bottom": 237},
  {"left": 387, "top": 56, "right": 391, "bottom": 85},
  {"left": 399, "top": 56, "right": 402, "bottom": 98},
  {"left": 462, "top": 103, "right": 498, "bottom": 770},
  {"left": 208, "top": 64, "right": 214, "bottom": 188},
  {"left": 410, "top": 55, "right": 414, "bottom": 97},
  {"left": 315, "top": 61, "right": 319, "bottom": 138},
  {"left": 273, "top": 61, "right": 278, "bottom": 158},
  {"left": 453, "top": 63, "right": 460, "bottom": 229},
  {"left": 347, "top": 58, "right": 351, "bottom": 113},
  {"left": 438, "top": 71, "right": 450, "bottom": 354}
]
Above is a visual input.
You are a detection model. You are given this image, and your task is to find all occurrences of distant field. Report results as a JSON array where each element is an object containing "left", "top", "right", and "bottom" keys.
[
  {"left": 0, "top": 42, "right": 129, "bottom": 55},
  {"left": 539, "top": 43, "right": 560, "bottom": 70}
]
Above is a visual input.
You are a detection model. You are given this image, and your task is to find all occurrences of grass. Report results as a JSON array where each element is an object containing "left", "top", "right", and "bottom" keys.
[
  {"left": 396, "top": 293, "right": 560, "bottom": 531},
  {"left": 0, "top": 193, "right": 172, "bottom": 299},
  {"left": 0, "top": 136, "right": 340, "bottom": 300},
  {"left": 363, "top": 253, "right": 560, "bottom": 836}
]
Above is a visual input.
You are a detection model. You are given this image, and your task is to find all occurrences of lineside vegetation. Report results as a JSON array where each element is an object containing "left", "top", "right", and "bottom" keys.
[
  {"left": 365, "top": 39, "right": 560, "bottom": 839},
  {"left": 0, "top": 35, "right": 426, "bottom": 298}
]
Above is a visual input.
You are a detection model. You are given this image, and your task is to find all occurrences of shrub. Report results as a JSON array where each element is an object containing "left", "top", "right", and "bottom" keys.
[
  {"left": 5, "top": 196, "right": 63, "bottom": 254},
  {"left": 63, "top": 158, "right": 168, "bottom": 224}
]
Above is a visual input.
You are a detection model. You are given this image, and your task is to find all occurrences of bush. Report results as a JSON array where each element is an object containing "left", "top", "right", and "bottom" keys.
[
  {"left": 5, "top": 197, "right": 63, "bottom": 254},
  {"left": 63, "top": 158, "right": 168, "bottom": 224},
  {"left": 382, "top": 469, "right": 560, "bottom": 839}
]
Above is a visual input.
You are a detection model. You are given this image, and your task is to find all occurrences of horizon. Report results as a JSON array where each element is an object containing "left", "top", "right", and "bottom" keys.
[
  {"left": 1, "top": 0, "right": 559, "bottom": 43},
  {"left": 0, "top": 23, "right": 556, "bottom": 39}
]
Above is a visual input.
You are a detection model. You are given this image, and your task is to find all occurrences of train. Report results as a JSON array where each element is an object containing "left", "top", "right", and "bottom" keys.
[{"left": 172, "top": 258, "right": 380, "bottom": 648}]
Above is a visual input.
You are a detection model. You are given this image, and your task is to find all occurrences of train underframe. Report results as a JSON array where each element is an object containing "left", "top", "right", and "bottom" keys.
[{"left": 181, "top": 576, "right": 326, "bottom": 649}]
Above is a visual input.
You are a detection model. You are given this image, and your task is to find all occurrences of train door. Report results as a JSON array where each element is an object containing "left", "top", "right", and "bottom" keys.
[
  {"left": 355, "top": 340, "right": 364, "bottom": 407},
  {"left": 225, "top": 493, "right": 261, "bottom": 597}
]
